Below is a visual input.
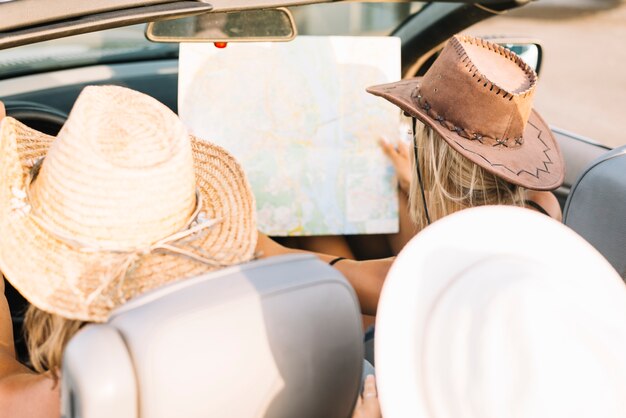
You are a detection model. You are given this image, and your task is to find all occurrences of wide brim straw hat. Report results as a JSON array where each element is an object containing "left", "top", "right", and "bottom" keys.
[
  {"left": 376, "top": 206, "right": 626, "bottom": 417},
  {"left": 0, "top": 85, "right": 257, "bottom": 322},
  {"left": 367, "top": 35, "right": 564, "bottom": 191}
]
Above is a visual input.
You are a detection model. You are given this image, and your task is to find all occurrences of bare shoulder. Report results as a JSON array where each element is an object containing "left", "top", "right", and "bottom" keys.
[
  {"left": 0, "top": 369, "right": 60, "bottom": 418},
  {"left": 526, "top": 190, "right": 562, "bottom": 222}
]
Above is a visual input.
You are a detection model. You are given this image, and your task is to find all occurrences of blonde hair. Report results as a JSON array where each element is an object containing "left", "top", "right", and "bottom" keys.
[
  {"left": 408, "top": 122, "right": 527, "bottom": 230},
  {"left": 24, "top": 305, "right": 84, "bottom": 380}
]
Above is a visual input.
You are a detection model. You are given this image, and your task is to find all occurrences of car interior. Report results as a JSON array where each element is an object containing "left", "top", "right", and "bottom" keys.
[
  {"left": 0, "top": 0, "right": 623, "bottom": 415},
  {"left": 563, "top": 145, "right": 626, "bottom": 279},
  {"left": 61, "top": 254, "right": 363, "bottom": 418}
]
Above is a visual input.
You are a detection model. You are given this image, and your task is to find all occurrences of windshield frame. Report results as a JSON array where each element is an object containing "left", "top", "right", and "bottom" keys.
[{"left": 0, "top": 2, "right": 427, "bottom": 80}]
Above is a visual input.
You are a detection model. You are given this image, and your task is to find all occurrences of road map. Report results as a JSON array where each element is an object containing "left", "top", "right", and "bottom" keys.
[{"left": 179, "top": 36, "right": 401, "bottom": 236}]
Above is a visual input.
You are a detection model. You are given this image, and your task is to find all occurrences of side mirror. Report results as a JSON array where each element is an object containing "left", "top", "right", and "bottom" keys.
[
  {"left": 499, "top": 41, "right": 543, "bottom": 74},
  {"left": 146, "top": 8, "right": 297, "bottom": 43}
]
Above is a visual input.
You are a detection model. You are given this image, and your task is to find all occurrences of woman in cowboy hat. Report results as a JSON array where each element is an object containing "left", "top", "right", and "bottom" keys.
[
  {"left": 373, "top": 35, "right": 564, "bottom": 247},
  {"left": 283, "top": 34, "right": 565, "bottom": 320},
  {"left": 0, "top": 85, "right": 261, "bottom": 416},
  {"left": 345, "top": 34, "right": 569, "bottom": 418},
  {"left": 0, "top": 85, "right": 391, "bottom": 417},
  {"left": 277, "top": 34, "right": 567, "bottom": 319}
]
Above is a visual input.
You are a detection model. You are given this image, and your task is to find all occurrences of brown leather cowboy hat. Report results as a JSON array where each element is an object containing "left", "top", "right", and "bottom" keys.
[{"left": 367, "top": 35, "right": 564, "bottom": 191}]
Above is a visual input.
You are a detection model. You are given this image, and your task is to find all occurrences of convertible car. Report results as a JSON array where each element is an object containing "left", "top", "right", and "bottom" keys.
[{"left": 0, "top": 0, "right": 624, "bottom": 417}]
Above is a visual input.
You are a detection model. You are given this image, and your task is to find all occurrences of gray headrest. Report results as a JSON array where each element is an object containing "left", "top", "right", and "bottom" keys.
[
  {"left": 564, "top": 145, "right": 626, "bottom": 279},
  {"left": 61, "top": 254, "right": 363, "bottom": 418}
]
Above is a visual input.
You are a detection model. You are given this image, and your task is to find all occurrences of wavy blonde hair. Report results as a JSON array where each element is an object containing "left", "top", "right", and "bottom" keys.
[
  {"left": 24, "top": 305, "right": 84, "bottom": 380},
  {"left": 408, "top": 121, "right": 527, "bottom": 230}
]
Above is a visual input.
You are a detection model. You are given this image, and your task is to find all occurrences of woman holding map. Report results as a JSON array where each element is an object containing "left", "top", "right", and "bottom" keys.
[
  {"left": 269, "top": 35, "right": 565, "bottom": 319},
  {"left": 344, "top": 35, "right": 567, "bottom": 418},
  {"left": 287, "top": 36, "right": 562, "bottom": 311},
  {"left": 372, "top": 35, "right": 563, "bottom": 236}
]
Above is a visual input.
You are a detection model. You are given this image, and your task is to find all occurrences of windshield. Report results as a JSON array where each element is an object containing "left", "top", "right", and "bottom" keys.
[
  {"left": 0, "top": 3, "right": 425, "bottom": 79},
  {"left": 291, "top": 2, "right": 424, "bottom": 35},
  {"left": 0, "top": 25, "right": 177, "bottom": 79}
]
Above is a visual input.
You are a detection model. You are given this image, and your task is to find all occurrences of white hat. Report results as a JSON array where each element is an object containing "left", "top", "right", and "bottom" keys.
[{"left": 376, "top": 206, "right": 626, "bottom": 417}]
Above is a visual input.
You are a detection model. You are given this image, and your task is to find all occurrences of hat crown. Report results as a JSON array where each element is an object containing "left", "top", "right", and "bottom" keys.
[
  {"left": 30, "top": 86, "right": 196, "bottom": 248},
  {"left": 78, "top": 87, "right": 179, "bottom": 169},
  {"left": 419, "top": 35, "right": 538, "bottom": 145}
]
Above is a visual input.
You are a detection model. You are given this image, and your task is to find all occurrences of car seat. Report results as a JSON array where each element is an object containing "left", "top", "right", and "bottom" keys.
[
  {"left": 60, "top": 254, "right": 363, "bottom": 418},
  {"left": 563, "top": 145, "right": 626, "bottom": 279}
]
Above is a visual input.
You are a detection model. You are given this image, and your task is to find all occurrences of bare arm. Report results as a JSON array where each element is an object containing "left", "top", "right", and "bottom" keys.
[
  {"left": 527, "top": 190, "right": 563, "bottom": 222},
  {"left": 352, "top": 375, "right": 382, "bottom": 418},
  {"left": 0, "top": 277, "right": 60, "bottom": 418},
  {"left": 257, "top": 234, "right": 393, "bottom": 316}
]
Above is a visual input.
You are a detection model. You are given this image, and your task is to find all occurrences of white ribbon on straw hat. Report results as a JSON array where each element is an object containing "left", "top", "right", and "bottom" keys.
[
  {"left": 0, "top": 85, "right": 257, "bottom": 322},
  {"left": 376, "top": 206, "right": 626, "bottom": 417}
]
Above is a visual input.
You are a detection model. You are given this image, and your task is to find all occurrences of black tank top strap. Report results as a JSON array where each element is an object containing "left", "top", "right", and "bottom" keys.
[{"left": 525, "top": 199, "right": 550, "bottom": 216}]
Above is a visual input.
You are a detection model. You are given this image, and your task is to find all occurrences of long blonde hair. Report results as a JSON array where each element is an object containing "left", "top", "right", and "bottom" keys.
[
  {"left": 24, "top": 305, "right": 84, "bottom": 380},
  {"left": 408, "top": 121, "right": 527, "bottom": 230}
]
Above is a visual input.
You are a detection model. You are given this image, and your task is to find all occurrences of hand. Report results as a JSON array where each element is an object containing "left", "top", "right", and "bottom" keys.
[
  {"left": 352, "top": 375, "right": 382, "bottom": 418},
  {"left": 0, "top": 101, "right": 5, "bottom": 121},
  {"left": 379, "top": 138, "right": 412, "bottom": 195}
]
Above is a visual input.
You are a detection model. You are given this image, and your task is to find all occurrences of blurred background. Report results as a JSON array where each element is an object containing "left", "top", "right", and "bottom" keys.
[{"left": 468, "top": 0, "right": 626, "bottom": 148}]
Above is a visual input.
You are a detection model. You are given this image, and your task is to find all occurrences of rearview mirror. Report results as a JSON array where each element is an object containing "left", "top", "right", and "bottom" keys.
[{"left": 146, "top": 8, "right": 297, "bottom": 43}]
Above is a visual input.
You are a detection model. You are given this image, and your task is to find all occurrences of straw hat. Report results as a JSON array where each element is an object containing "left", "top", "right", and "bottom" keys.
[
  {"left": 0, "top": 85, "right": 257, "bottom": 322},
  {"left": 367, "top": 35, "right": 564, "bottom": 191},
  {"left": 376, "top": 206, "right": 626, "bottom": 417}
]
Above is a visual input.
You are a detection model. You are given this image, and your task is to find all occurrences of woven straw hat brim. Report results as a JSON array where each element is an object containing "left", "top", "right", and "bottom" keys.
[
  {"left": 367, "top": 78, "right": 565, "bottom": 191},
  {"left": 0, "top": 117, "right": 257, "bottom": 322}
]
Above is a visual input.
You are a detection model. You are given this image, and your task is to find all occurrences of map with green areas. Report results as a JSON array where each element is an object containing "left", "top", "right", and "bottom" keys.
[{"left": 179, "top": 36, "right": 400, "bottom": 236}]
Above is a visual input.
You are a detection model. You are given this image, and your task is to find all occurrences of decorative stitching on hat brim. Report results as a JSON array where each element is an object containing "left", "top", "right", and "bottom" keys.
[
  {"left": 411, "top": 88, "right": 523, "bottom": 148},
  {"left": 440, "top": 113, "right": 563, "bottom": 190},
  {"left": 452, "top": 119, "right": 555, "bottom": 179}
]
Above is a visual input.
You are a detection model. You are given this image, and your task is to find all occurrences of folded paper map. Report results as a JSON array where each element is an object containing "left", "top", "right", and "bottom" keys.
[{"left": 179, "top": 36, "right": 401, "bottom": 236}]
